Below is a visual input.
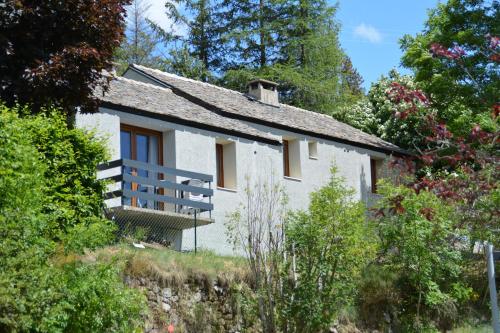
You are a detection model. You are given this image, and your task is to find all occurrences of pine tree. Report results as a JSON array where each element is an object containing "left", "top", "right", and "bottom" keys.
[
  {"left": 162, "top": 0, "right": 224, "bottom": 81},
  {"left": 115, "top": 0, "right": 162, "bottom": 74},
  {"left": 221, "top": 0, "right": 353, "bottom": 115},
  {"left": 219, "top": 0, "right": 282, "bottom": 69}
]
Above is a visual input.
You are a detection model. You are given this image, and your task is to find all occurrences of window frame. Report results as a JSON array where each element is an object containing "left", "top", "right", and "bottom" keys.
[
  {"left": 283, "top": 139, "right": 290, "bottom": 177},
  {"left": 216, "top": 143, "right": 224, "bottom": 188},
  {"left": 120, "top": 124, "right": 163, "bottom": 208}
]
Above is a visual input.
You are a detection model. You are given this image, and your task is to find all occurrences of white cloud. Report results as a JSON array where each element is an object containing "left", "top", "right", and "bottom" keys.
[{"left": 353, "top": 23, "right": 382, "bottom": 44}]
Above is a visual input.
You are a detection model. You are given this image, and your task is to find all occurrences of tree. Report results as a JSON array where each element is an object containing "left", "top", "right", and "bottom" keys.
[
  {"left": 341, "top": 56, "right": 364, "bottom": 99},
  {"left": 331, "top": 97, "right": 377, "bottom": 135},
  {"left": 400, "top": 0, "right": 499, "bottom": 115},
  {"left": 0, "top": 0, "right": 130, "bottom": 115},
  {"left": 161, "top": 0, "right": 224, "bottom": 81},
  {"left": 367, "top": 70, "right": 431, "bottom": 151},
  {"left": 163, "top": 45, "right": 213, "bottom": 81},
  {"left": 374, "top": 182, "right": 471, "bottom": 331},
  {"left": 283, "top": 168, "right": 376, "bottom": 332},
  {"left": 226, "top": 175, "right": 288, "bottom": 333},
  {"left": 219, "top": 0, "right": 283, "bottom": 69},
  {"left": 221, "top": 0, "right": 354, "bottom": 116},
  {"left": 115, "top": 0, "right": 163, "bottom": 74}
]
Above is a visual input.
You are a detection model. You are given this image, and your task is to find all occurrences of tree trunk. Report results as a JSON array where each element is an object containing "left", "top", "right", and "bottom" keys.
[{"left": 259, "top": 0, "right": 266, "bottom": 68}]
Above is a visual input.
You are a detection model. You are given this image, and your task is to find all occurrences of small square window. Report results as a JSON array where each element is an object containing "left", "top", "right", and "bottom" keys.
[{"left": 308, "top": 141, "right": 318, "bottom": 159}]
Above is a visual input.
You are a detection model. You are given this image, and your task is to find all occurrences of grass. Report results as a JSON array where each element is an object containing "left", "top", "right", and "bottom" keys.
[{"left": 90, "top": 243, "right": 250, "bottom": 288}]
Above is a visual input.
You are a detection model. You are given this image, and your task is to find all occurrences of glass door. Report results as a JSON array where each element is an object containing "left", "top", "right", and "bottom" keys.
[{"left": 120, "top": 124, "right": 162, "bottom": 208}]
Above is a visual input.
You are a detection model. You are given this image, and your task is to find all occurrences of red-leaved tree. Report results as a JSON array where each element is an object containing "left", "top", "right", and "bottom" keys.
[
  {"left": 384, "top": 35, "right": 499, "bottom": 244},
  {"left": 0, "top": 0, "right": 131, "bottom": 116}
]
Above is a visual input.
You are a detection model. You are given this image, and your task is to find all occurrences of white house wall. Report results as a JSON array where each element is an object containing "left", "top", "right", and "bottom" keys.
[{"left": 77, "top": 107, "right": 390, "bottom": 255}]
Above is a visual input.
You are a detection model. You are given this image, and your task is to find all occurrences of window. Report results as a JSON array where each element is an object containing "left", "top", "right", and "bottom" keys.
[
  {"left": 216, "top": 144, "right": 224, "bottom": 188},
  {"left": 283, "top": 140, "right": 290, "bottom": 177},
  {"left": 216, "top": 141, "right": 237, "bottom": 189},
  {"left": 308, "top": 141, "right": 318, "bottom": 159},
  {"left": 283, "top": 139, "right": 301, "bottom": 179},
  {"left": 120, "top": 124, "right": 163, "bottom": 208},
  {"left": 370, "top": 158, "right": 378, "bottom": 193}
]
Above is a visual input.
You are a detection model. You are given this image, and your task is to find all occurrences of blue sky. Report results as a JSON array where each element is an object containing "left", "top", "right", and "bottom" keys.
[
  {"left": 142, "top": 0, "right": 442, "bottom": 89},
  {"left": 336, "top": 0, "right": 441, "bottom": 89}
]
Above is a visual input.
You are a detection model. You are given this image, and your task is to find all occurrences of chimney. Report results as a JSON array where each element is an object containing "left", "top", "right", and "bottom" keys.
[{"left": 247, "top": 79, "right": 279, "bottom": 107}]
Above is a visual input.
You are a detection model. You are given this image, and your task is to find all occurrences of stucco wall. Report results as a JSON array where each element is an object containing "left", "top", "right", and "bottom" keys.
[{"left": 77, "top": 108, "right": 390, "bottom": 255}]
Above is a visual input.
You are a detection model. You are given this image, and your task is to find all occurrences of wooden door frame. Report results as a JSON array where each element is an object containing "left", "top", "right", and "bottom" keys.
[{"left": 120, "top": 124, "right": 164, "bottom": 207}]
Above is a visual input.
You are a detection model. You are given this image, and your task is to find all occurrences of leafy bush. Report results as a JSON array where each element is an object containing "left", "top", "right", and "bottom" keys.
[
  {"left": 18, "top": 107, "right": 115, "bottom": 252},
  {"left": 282, "top": 168, "right": 376, "bottom": 332},
  {"left": 0, "top": 105, "right": 145, "bottom": 332},
  {"left": 374, "top": 181, "right": 471, "bottom": 331}
]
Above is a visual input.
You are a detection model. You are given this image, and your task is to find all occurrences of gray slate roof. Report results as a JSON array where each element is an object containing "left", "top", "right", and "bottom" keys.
[
  {"left": 96, "top": 76, "right": 280, "bottom": 144},
  {"left": 129, "top": 64, "right": 405, "bottom": 154}
]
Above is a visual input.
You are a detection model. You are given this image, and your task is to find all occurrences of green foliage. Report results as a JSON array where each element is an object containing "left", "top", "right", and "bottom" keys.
[
  {"left": 0, "top": 105, "right": 145, "bottom": 332},
  {"left": 63, "top": 262, "right": 145, "bottom": 332},
  {"left": 400, "top": 0, "right": 499, "bottom": 114},
  {"left": 366, "top": 69, "right": 430, "bottom": 150},
  {"left": 282, "top": 168, "right": 376, "bottom": 332},
  {"left": 163, "top": 45, "right": 214, "bottom": 82},
  {"left": 221, "top": 1, "right": 356, "bottom": 115},
  {"left": 331, "top": 97, "right": 377, "bottom": 134},
  {"left": 18, "top": 108, "right": 115, "bottom": 252},
  {"left": 375, "top": 181, "right": 471, "bottom": 331},
  {"left": 114, "top": 0, "right": 164, "bottom": 74}
]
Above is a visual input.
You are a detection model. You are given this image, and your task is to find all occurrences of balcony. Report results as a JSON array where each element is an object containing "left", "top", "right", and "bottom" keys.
[{"left": 97, "top": 159, "right": 214, "bottom": 247}]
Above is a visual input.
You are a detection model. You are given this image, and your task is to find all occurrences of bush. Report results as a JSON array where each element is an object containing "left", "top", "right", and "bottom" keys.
[
  {"left": 18, "top": 107, "right": 115, "bottom": 252},
  {"left": 0, "top": 105, "right": 145, "bottom": 332},
  {"left": 374, "top": 181, "right": 471, "bottom": 331},
  {"left": 282, "top": 168, "right": 376, "bottom": 332}
]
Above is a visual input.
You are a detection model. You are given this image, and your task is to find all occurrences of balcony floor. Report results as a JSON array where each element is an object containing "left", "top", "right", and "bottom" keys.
[{"left": 107, "top": 205, "right": 214, "bottom": 231}]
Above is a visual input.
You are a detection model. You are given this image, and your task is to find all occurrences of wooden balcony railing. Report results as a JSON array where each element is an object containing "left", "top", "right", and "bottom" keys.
[{"left": 97, "top": 159, "right": 213, "bottom": 214}]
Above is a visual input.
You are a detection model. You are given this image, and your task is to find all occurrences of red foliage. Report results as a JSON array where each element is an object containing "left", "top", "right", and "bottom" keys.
[
  {"left": 383, "top": 39, "right": 499, "bottom": 226},
  {"left": 429, "top": 43, "right": 466, "bottom": 60},
  {"left": 0, "top": 0, "right": 131, "bottom": 115}
]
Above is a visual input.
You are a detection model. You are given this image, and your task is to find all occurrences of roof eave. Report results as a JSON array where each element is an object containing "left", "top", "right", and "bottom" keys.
[{"left": 98, "top": 101, "right": 281, "bottom": 146}]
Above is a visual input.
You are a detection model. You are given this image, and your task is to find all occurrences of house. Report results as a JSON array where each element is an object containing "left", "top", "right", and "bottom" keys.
[{"left": 76, "top": 64, "right": 406, "bottom": 255}]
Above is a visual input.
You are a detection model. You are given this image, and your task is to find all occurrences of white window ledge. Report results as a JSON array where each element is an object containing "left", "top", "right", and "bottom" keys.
[
  {"left": 284, "top": 176, "right": 302, "bottom": 182},
  {"left": 308, "top": 156, "right": 318, "bottom": 160},
  {"left": 217, "top": 186, "right": 237, "bottom": 193}
]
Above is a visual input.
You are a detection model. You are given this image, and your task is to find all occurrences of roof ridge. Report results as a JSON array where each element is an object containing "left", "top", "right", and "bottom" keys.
[
  {"left": 112, "top": 74, "right": 176, "bottom": 94},
  {"left": 132, "top": 64, "right": 246, "bottom": 97}
]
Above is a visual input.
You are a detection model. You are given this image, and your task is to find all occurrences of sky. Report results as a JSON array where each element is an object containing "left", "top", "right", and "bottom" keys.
[
  {"left": 336, "top": 0, "right": 441, "bottom": 90},
  {"left": 139, "top": 0, "right": 442, "bottom": 90}
]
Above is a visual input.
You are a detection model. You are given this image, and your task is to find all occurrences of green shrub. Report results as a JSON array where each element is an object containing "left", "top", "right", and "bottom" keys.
[
  {"left": 0, "top": 105, "right": 145, "bottom": 332},
  {"left": 374, "top": 181, "right": 471, "bottom": 332},
  {"left": 282, "top": 168, "right": 377, "bottom": 332},
  {"left": 18, "top": 107, "right": 115, "bottom": 252}
]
